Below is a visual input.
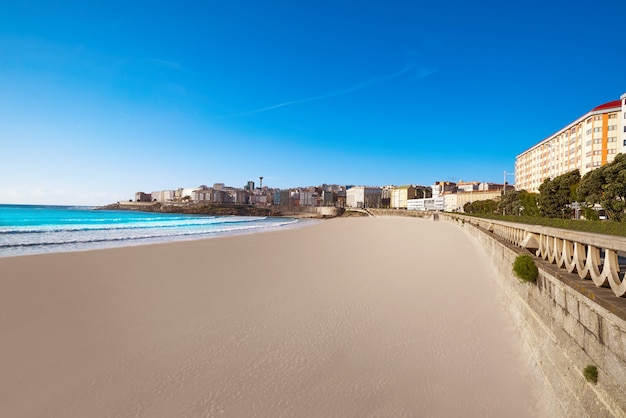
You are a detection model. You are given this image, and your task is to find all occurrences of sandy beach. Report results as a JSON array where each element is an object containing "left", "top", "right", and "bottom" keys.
[{"left": 0, "top": 216, "right": 542, "bottom": 417}]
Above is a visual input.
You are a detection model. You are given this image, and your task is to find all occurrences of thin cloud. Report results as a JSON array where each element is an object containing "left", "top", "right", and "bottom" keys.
[{"left": 223, "top": 63, "right": 433, "bottom": 118}]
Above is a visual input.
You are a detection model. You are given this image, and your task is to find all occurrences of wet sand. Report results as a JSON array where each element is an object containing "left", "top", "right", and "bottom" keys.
[{"left": 0, "top": 217, "right": 541, "bottom": 417}]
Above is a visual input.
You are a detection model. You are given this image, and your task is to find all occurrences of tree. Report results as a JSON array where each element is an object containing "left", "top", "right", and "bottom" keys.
[
  {"left": 498, "top": 190, "right": 539, "bottom": 216},
  {"left": 520, "top": 190, "right": 540, "bottom": 217},
  {"left": 537, "top": 169, "right": 580, "bottom": 218},
  {"left": 578, "top": 153, "right": 626, "bottom": 221},
  {"left": 464, "top": 199, "right": 497, "bottom": 214}
]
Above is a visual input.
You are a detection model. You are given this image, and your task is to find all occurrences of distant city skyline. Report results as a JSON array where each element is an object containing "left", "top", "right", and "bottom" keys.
[{"left": 1, "top": 0, "right": 625, "bottom": 205}]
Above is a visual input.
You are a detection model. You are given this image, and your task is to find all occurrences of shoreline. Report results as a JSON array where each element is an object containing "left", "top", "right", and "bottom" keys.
[
  {"left": 0, "top": 215, "right": 315, "bottom": 260},
  {"left": 0, "top": 217, "right": 544, "bottom": 416}
]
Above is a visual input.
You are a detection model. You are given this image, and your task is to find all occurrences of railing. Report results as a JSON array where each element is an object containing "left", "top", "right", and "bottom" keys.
[{"left": 444, "top": 214, "right": 626, "bottom": 298}]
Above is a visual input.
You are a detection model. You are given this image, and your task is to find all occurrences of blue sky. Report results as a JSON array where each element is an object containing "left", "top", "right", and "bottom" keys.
[{"left": 1, "top": 0, "right": 625, "bottom": 205}]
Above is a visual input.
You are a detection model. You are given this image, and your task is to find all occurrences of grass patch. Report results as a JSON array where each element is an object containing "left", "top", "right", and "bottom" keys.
[
  {"left": 583, "top": 365, "right": 598, "bottom": 383},
  {"left": 513, "top": 254, "right": 538, "bottom": 283},
  {"left": 460, "top": 213, "right": 626, "bottom": 237}
]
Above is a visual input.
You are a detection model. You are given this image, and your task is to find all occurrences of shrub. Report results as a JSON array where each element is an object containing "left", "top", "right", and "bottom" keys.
[
  {"left": 583, "top": 365, "right": 598, "bottom": 383},
  {"left": 513, "top": 254, "right": 538, "bottom": 283}
]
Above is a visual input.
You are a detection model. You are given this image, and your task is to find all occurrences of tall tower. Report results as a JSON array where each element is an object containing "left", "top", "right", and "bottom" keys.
[{"left": 259, "top": 176, "right": 263, "bottom": 189}]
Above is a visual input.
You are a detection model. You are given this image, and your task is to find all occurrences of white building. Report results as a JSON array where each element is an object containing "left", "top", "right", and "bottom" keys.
[
  {"left": 151, "top": 190, "right": 175, "bottom": 202},
  {"left": 346, "top": 186, "right": 382, "bottom": 208},
  {"left": 192, "top": 187, "right": 212, "bottom": 202},
  {"left": 456, "top": 181, "right": 479, "bottom": 192},
  {"left": 407, "top": 197, "right": 444, "bottom": 211}
]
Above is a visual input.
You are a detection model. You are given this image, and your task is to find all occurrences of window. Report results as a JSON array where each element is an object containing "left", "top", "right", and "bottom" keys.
[
  {"left": 594, "top": 115, "right": 602, "bottom": 121},
  {"left": 586, "top": 140, "right": 592, "bottom": 146},
  {"left": 608, "top": 137, "right": 617, "bottom": 142},
  {"left": 586, "top": 118, "right": 592, "bottom": 124},
  {"left": 586, "top": 129, "right": 592, "bottom": 135},
  {"left": 593, "top": 150, "right": 602, "bottom": 155},
  {"left": 594, "top": 138, "right": 602, "bottom": 144},
  {"left": 586, "top": 151, "right": 592, "bottom": 157},
  {"left": 608, "top": 149, "right": 617, "bottom": 154},
  {"left": 593, "top": 127, "right": 602, "bottom": 132},
  {"left": 608, "top": 114, "right": 617, "bottom": 119},
  {"left": 608, "top": 125, "right": 617, "bottom": 131}
]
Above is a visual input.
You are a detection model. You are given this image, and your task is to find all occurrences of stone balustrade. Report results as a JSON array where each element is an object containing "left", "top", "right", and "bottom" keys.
[{"left": 445, "top": 215, "right": 626, "bottom": 298}]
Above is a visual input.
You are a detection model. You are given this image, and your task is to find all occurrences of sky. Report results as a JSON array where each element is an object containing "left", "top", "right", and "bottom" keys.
[{"left": 1, "top": 0, "right": 625, "bottom": 205}]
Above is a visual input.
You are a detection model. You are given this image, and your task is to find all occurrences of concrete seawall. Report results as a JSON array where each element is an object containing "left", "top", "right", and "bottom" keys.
[
  {"left": 368, "top": 208, "right": 433, "bottom": 218},
  {"left": 268, "top": 205, "right": 344, "bottom": 218},
  {"left": 443, "top": 215, "right": 626, "bottom": 417}
]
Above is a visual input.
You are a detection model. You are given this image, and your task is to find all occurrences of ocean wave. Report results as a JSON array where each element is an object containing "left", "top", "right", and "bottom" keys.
[
  {"left": 0, "top": 216, "right": 267, "bottom": 235},
  {"left": 0, "top": 204, "right": 301, "bottom": 258},
  {"left": 0, "top": 218, "right": 300, "bottom": 250}
]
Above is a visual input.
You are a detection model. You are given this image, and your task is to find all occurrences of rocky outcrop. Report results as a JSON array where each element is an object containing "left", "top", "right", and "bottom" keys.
[{"left": 98, "top": 202, "right": 281, "bottom": 217}]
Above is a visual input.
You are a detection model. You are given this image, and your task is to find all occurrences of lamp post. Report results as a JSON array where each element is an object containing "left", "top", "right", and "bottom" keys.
[{"left": 503, "top": 170, "right": 515, "bottom": 195}]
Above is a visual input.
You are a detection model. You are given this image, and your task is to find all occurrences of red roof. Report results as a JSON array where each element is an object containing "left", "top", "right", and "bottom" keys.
[{"left": 592, "top": 100, "right": 621, "bottom": 111}]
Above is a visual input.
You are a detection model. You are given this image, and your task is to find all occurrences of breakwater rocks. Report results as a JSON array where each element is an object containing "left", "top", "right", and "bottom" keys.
[{"left": 99, "top": 202, "right": 281, "bottom": 217}]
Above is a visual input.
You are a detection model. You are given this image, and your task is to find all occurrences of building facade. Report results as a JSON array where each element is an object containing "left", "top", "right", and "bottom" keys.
[
  {"left": 151, "top": 190, "right": 175, "bottom": 202},
  {"left": 390, "top": 185, "right": 416, "bottom": 209},
  {"left": 406, "top": 183, "right": 448, "bottom": 211},
  {"left": 516, "top": 93, "right": 626, "bottom": 193},
  {"left": 407, "top": 197, "right": 444, "bottom": 211},
  {"left": 346, "top": 186, "right": 382, "bottom": 208}
]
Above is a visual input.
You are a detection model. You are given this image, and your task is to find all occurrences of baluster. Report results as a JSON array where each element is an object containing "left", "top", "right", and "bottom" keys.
[
  {"left": 555, "top": 238, "right": 566, "bottom": 268},
  {"left": 536, "top": 234, "right": 546, "bottom": 259},
  {"left": 603, "top": 249, "right": 626, "bottom": 297},
  {"left": 562, "top": 239, "right": 576, "bottom": 273},
  {"left": 573, "top": 242, "right": 589, "bottom": 279},
  {"left": 547, "top": 235, "right": 556, "bottom": 263},
  {"left": 586, "top": 245, "right": 609, "bottom": 287}
]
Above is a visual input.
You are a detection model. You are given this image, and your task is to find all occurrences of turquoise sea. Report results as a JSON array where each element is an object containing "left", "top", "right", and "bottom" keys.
[{"left": 0, "top": 204, "right": 300, "bottom": 258}]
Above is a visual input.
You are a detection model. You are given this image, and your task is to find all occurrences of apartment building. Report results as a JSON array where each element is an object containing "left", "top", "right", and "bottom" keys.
[
  {"left": 390, "top": 185, "right": 417, "bottom": 209},
  {"left": 515, "top": 93, "right": 626, "bottom": 193},
  {"left": 406, "top": 182, "right": 448, "bottom": 211},
  {"left": 346, "top": 186, "right": 382, "bottom": 208}
]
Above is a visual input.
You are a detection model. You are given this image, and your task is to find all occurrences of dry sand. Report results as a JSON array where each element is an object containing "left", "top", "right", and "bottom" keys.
[{"left": 0, "top": 217, "right": 543, "bottom": 417}]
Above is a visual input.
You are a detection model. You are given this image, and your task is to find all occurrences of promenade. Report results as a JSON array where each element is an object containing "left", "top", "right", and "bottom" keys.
[{"left": 0, "top": 217, "right": 544, "bottom": 417}]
